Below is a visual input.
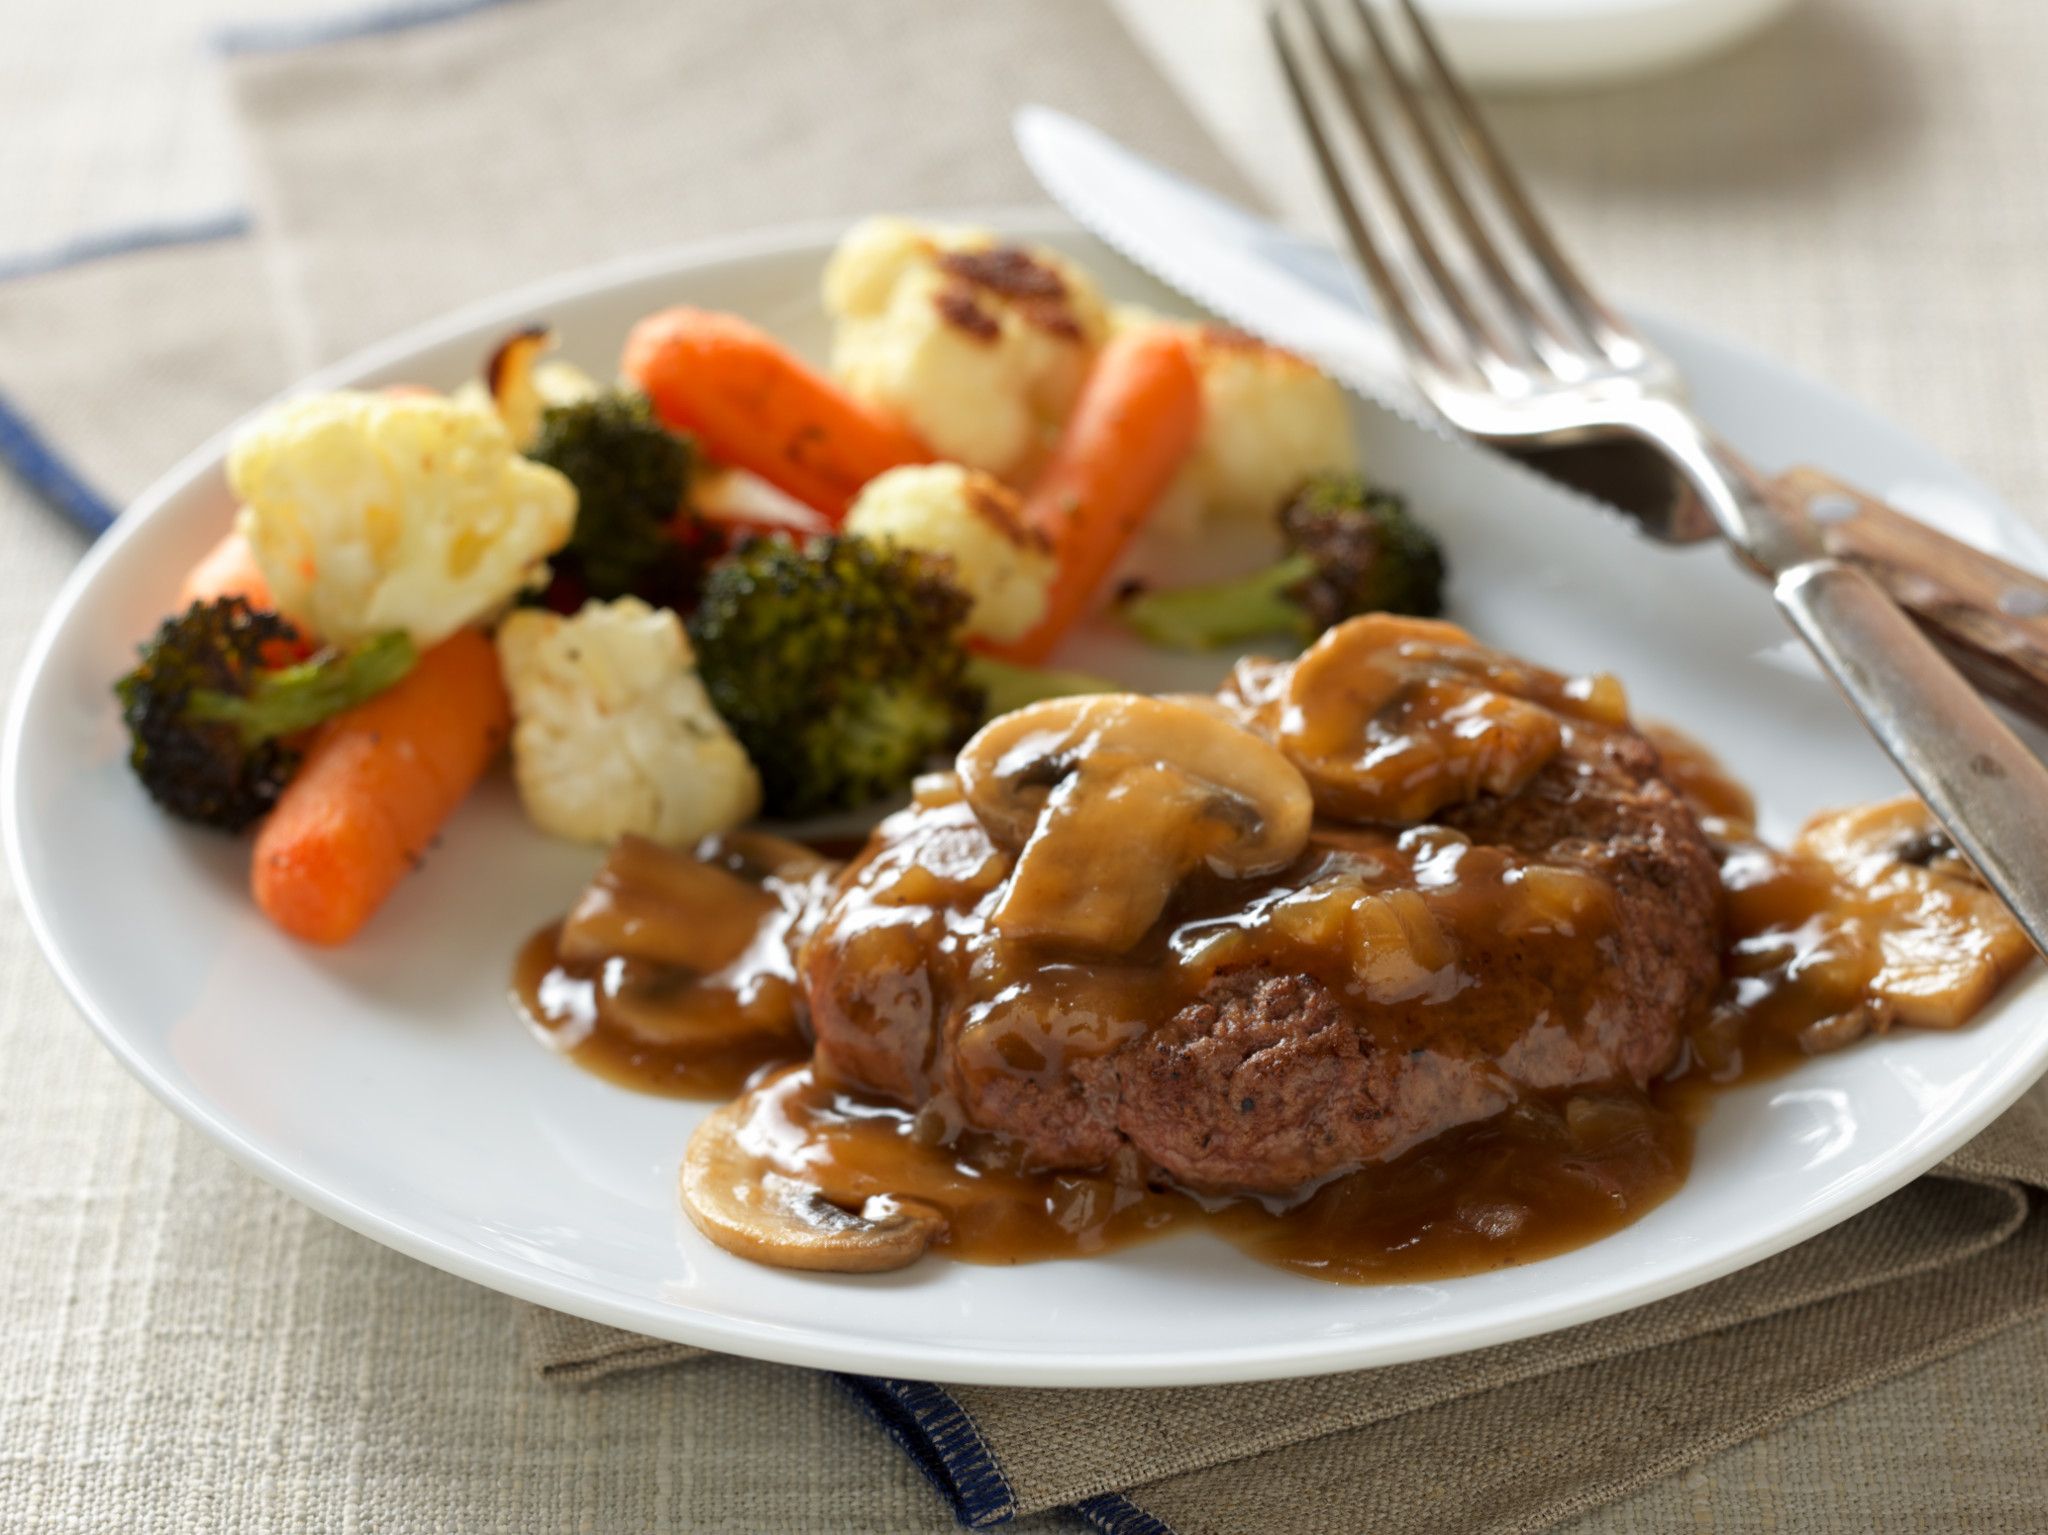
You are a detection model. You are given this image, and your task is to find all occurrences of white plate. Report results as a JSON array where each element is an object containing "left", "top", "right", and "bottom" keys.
[{"left": 9, "top": 217, "right": 2046, "bottom": 1388}]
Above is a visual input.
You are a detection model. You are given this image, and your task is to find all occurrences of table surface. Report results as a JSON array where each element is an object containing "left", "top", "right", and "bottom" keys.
[{"left": 5, "top": 2, "right": 2048, "bottom": 1530}]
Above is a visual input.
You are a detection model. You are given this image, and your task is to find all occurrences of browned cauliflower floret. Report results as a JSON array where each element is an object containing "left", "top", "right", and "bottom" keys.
[{"left": 825, "top": 217, "right": 1111, "bottom": 484}]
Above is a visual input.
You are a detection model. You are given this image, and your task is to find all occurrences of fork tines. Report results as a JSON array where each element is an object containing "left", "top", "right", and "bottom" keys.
[{"left": 1266, "top": 0, "right": 1643, "bottom": 385}]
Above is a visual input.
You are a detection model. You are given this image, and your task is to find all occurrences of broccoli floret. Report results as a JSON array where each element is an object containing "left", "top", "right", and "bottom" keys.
[
  {"left": 115, "top": 597, "right": 418, "bottom": 832},
  {"left": 687, "top": 535, "right": 984, "bottom": 817},
  {"left": 526, "top": 391, "right": 709, "bottom": 605},
  {"left": 1121, "top": 472, "right": 1446, "bottom": 650}
]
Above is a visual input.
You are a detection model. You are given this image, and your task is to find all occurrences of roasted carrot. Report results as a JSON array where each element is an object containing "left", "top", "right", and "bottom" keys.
[
  {"left": 623, "top": 307, "right": 929, "bottom": 521},
  {"left": 990, "top": 329, "right": 1203, "bottom": 665},
  {"left": 251, "top": 628, "right": 509, "bottom": 946},
  {"left": 179, "top": 530, "right": 273, "bottom": 610}
]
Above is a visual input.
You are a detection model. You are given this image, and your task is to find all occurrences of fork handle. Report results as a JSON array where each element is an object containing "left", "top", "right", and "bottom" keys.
[{"left": 1768, "top": 466, "right": 2048, "bottom": 731}]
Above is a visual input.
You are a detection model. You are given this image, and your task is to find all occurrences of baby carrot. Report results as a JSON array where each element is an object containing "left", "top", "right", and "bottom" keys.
[
  {"left": 623, "top": 307, "right": 929, "bottom": 521},
  {"left": 251, "top": 627, "right": 509, "bottom": 946},
  {"left": 991, "top": 328, "right": 1203, "bottom": 665},
  {"left": 179, "top": 530, "right": 273, "bottom": 610}
]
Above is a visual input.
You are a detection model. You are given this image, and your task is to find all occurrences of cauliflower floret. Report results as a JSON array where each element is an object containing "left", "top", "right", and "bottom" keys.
[
  {"left": 497, "top": 598, "right": 761, "bottom": 846},
  {"left": 1115, "top": 309, "right": 1358, "bottom": 533},
  {"left": 1186, "top": 325, "right": 1357, "bottom": 521},
  {"left": 229, "top": 391, "right": 576, "bottom": 647},
  {"left": 845, "top": 463, "right": 1054, "bottom": 643},
  {"left": 824, "top": 216, "right": 1111, "bottom": 484}
]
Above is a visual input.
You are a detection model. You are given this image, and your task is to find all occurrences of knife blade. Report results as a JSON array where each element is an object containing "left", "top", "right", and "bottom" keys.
[{"left": 1013, "top": 105, "right": 1694, "bottom": 531}]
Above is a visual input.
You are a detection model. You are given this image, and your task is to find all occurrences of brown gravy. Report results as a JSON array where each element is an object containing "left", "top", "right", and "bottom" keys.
[
  {"left": 720, "top": 1061, "right": 1691, "bottom": 1281},
  {"left": 510, "top": 831, "right": 829, "bottom": 1098},
  {"left": 513, "top": 922, "right": 803, "bottom": 1098},
  {"left": 511, "top": 727, "right": 2030, "bottom": 1284}
]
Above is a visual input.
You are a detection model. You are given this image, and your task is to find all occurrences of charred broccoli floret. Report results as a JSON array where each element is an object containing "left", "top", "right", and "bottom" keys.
[
  {"left": 116, "top": 596, "right": 417, "bottom": 832},
  {"left": 526, "top": 390, "right": 709, "bottom": 605},
  {"left": 1121, "top": 472, "right": 1446, "bottom": 650},
  {"left": 687, "top": 535, "right": 983, "bottom": 817}
]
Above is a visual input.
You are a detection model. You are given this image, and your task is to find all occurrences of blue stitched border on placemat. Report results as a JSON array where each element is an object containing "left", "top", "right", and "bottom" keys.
[
  {"left": 0, "top": 208, "right": 256, "bottom": 531},
  {"left": 1074, "top": 1492, "right": 1178, "bottom": 1535},
  {"left": 834, "top": 1375, "right": 1019, "bottom": 1528},
  {"left": 213, "top": 0, "right": 528, "bottom": 55},
  {"left": 834, "top": 1376, "right": 1178, "bottom": 1533},
  {"left": 0, "top": 0, "right": 531, "bottom": 283},
  {"left": 0, "top": 211, "right": 251, "bottom": 287},
  {"left": 0, "top": 0, "right": 540, "bottom": 516},
  {"left": 0, "top": 391, "right": 117, "bottom": 537}
]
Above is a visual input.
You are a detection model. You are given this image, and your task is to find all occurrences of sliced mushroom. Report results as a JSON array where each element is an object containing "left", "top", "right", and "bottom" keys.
[
  {"left": 697, "top": 827, "right": 839, "bottom": 887},
  {"left": 681, "top": 1089, "right": 943, "bottom": 1272},
  {"left": 599, "top": 964, "right": 799, "bottom": 1052},
  {"left": 1796, "top": 796, "right": 2034, "bottom": 1028},
  {"left": 957, "top": 694, "right": 1312, "bottom": 954},
  {"left": 560, "top": 835, "right": 778, "bottom": 970},
  {"left": 1273, "top": 615, "right": 1595, "bottom": 824}
]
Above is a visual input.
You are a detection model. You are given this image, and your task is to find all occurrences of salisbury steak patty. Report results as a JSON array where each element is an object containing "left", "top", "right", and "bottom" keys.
[
  {"left": 1108, "top": 731, "right": 1721, "bottom": 1189},
  {"left": 1110, "top": 970, "right": 1404, "bottom": 1194},
  {"left": 801, "top": 618, "right": 1723, "bottom": 1196}
]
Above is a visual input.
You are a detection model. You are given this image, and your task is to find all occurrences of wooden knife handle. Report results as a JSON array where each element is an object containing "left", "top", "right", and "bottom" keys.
[{"left": 1768, "top": 466, "right": 2048, "bottom": 730}]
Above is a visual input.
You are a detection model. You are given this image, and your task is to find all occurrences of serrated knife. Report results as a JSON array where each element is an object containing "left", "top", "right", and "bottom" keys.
[{"left": 1015, "top": 105, "right": 2048, "bottom": 725}]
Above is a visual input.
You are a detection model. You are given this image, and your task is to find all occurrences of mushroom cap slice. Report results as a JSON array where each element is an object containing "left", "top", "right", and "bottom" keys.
[
  {"left": 1796, "top": 795, "right": 2035, "bottom": 1029},
  {"left": 559, "top": 834, "right": 778, "bottom": 970},
  {"left": 957, "top": 694, "right": 1313, "bottom": 954},
  {"left": 681, "top": 1088, "right": 944, "bottom": 1273},
  {"left": 1269, "top": 615, "right": 1626, "bottom": 824}
]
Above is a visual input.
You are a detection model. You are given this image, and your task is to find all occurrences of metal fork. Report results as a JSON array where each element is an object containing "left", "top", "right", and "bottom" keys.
[{"left": 1268, "top": 0, "right": 2048, "bottom": 954}]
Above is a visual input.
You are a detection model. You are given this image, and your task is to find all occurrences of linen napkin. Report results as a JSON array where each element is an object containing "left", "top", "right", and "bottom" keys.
[{"left": 6, "top": 3, "right": 2048, "bottom": 1532}]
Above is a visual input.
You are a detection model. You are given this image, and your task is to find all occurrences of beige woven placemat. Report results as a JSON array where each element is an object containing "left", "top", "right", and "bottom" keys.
[{"left": 7, "top": 1, "right": 2048, "bottom": 1530}]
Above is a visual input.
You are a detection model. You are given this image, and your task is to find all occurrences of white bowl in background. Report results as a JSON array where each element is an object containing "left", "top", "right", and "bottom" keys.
[{"left": 1424, "top": 0, "right": 1804, "bottom": 89}]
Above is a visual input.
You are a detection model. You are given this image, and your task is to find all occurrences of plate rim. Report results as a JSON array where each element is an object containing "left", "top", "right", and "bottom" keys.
[{"left": 9, "top": 211, "right": 2047, "bottom": 1387}]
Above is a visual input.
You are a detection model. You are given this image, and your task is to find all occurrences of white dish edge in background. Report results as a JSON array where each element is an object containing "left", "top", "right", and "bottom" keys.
[
  {"left": 7, "top": 214, "right": 2045, "bottom": 1387},
  {"left": 1421, "top": 0, "right": 1804, "bottom": 89},
  {"left": 1115, "top": 0, "right": 1805, "bottom": 101}
]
